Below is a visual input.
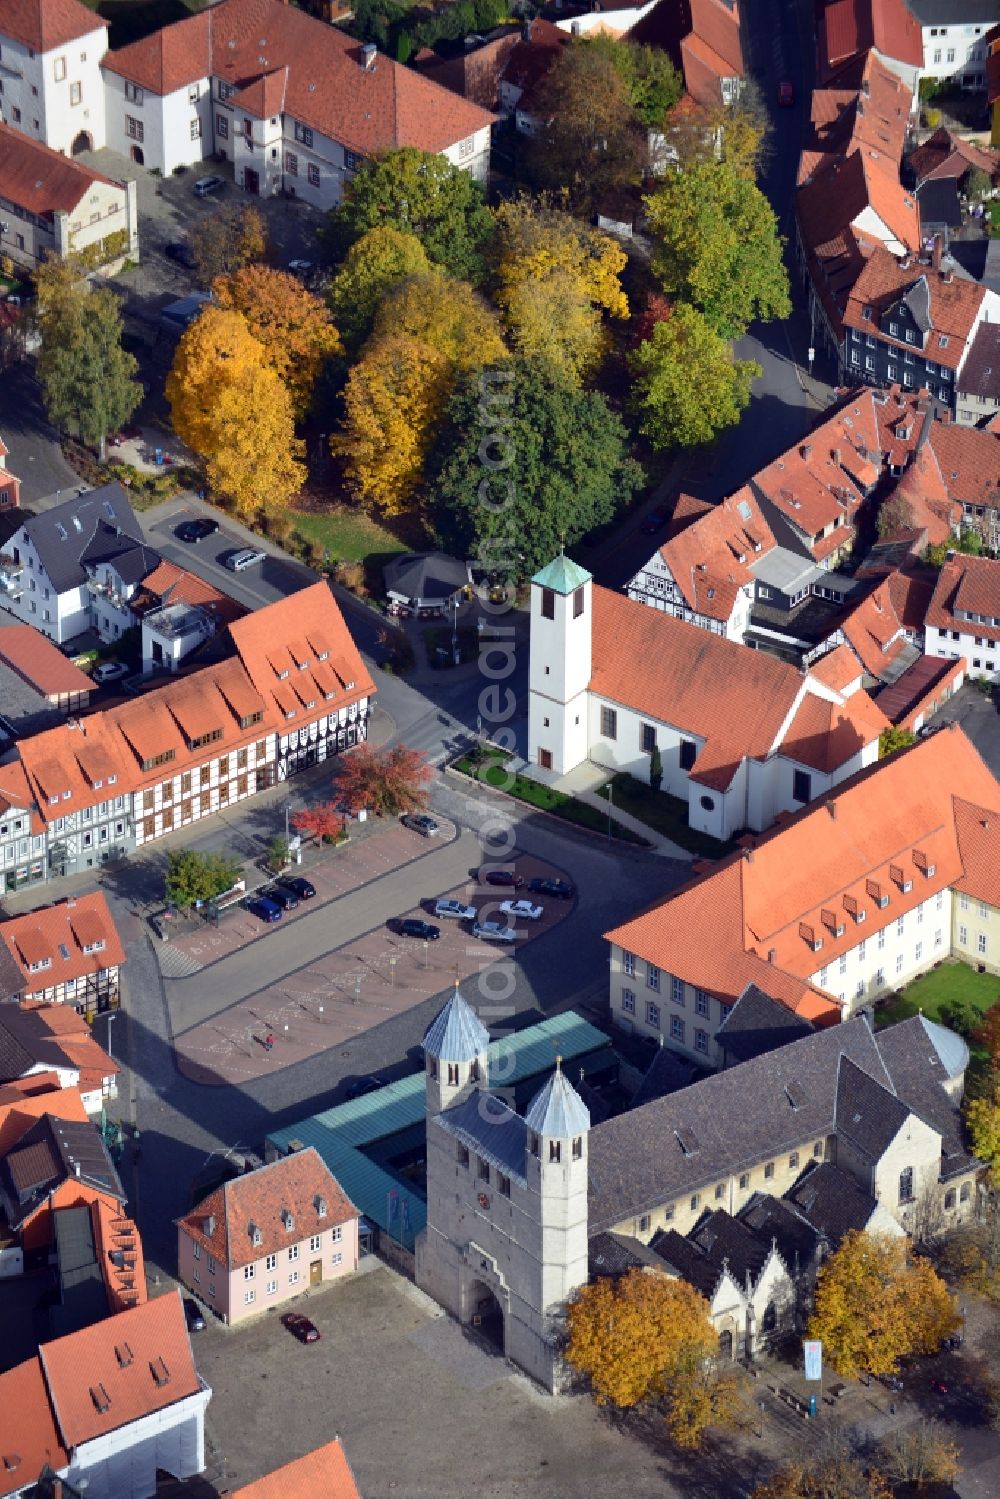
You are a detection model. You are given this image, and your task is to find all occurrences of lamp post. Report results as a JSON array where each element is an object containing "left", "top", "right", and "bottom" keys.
[
  {"left": 423, "top": 939, "right": 429, "bottom": 970},
  {"left": 389, "top": 954, "right": 397, "bottom": 990},
  {"left": 105, "top": 1011, "right": 119, "bottom": 1063}
]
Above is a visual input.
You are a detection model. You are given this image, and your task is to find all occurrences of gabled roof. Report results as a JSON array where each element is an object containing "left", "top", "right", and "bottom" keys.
[
  {"left": 39, "top": 1291, "right": 200, "bottom": 1448},
  {"left": 0, "top": 626, "right": 93, "bottom": 699},
  {"left": 17, "top": 483, "right": 143, "bottom": 595},
  {"left": 0, "top": 1113, "right": 123, "bottom": 1229},
  {"left": 101, "top": 8, "right": 211, "bottom": 94},
  {"left": 925, "top": 421, "right": 1000, "bottom": 510},
  {"left": 0, "top": 1358, "right": 68, "bottom": 1499},
  {"left": 957, "top": 320, "right": 1000, "bottom": 403},
  {"left": 798, "top": 145, "right": 919, "bottom": 258},
  {"left": 843, "top": 246, "right": 986, "bottom": 371},
  {"left": 433, "top": 1088, "right": 529, "bottom": 1184},
  {"left": 176, "top": 1146, "right": 356, "bottom": 1270},
  {"left": 818, "top": 0, "right": 923, "bottom": 80},
  {"left": 0, "top": 1075, "right": 88, "bottom": 1157},
  {"left": 0, "top": 124, "right": 120, "bottom": 218},
  {"left": 783, "top": 1158, "right": 887, "bottom": 1244},
  {"left": 228, "top": 1440, "right": 362, "bottom": 1499},
  {"left": 0, "top": 0, "right": 105, "bottom": 52},
  {"left": 0, "top": 893, "right": 126, "bottom": 992},
  {"left": 834, "top": 1052, "right": 909, "bottom": 1157},
  {"left": 654, "top": 488, "right": 776, "bottom": 624},
  {"left": 926, "top": 553, "right": 1000, "bottom": 647},
  {"left": 716, "top": 983, "right": 814, "bottom": 1064},
  {"left": 653, "top": 1207, "right": 776, "bottom": 1298}
]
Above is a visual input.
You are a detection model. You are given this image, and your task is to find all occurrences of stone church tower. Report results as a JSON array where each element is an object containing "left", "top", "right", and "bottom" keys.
[
  {"left": 415, "top": 989, "right": 591, "bottom": 1391},
  {"left": 527, "top": 553, "right": 593, "bottom": 778}
]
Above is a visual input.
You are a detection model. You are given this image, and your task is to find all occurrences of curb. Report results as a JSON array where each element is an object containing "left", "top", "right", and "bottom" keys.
[{"left": 442, "top": 762, "right": 656, "bottom": 853}]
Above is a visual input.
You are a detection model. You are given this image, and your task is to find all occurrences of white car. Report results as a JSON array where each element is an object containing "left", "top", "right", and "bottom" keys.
[
  {"left": 472, "top": 921, "right": 518, "bottom": 943},
  {"left": 500, "top": 899, "right": 544, "bottom": 922},
  {"left": 93, "top": 661, "right": 130, "bottom": 684},
  {"left": 435, "top": 899, "right": 477, "bottom": 921},
  {"left": 193, "top": 174, "right": 225, "bottom": 198},
  {"left": 225, "top": 548, "right": 266, "bottom": 573}
]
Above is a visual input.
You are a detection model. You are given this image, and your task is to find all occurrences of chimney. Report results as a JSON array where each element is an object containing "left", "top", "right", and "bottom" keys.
[
  {"left": 932, "top": 234, "right": 942, "bottom": 273},
  {"left": 361, "top": 42, "right": 377, "bottom": 70},
  {"left": 831, "top": 446, "right": 841, "bottom": 465},
  {"left": 827, "top": 799, "right": 838, "bottom": 819},
  {"left": 801, "top": 443, "right": 812, "bottom": 461}
]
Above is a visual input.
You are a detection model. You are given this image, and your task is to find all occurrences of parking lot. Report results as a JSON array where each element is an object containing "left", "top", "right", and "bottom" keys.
[{"left": 932, "top": 683, "right": 1000, "bottom": 779}]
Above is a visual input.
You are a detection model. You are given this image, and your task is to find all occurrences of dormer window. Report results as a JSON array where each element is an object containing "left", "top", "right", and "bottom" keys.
[
  {"left": 29, "top": 956, "right": 52, "bottom": 972},
  {"left": 249, "top": 1223, "right": 262, "bottom": 1246},
  {"left": 82, "top": 938, "right": 105, "bottom": 954},
  {"left": 315, "top": 1196, "right": 327, "bottom": 1218},
  {"left": 862, "top": 306, "right": 872, "bottom": 321},
  {"left": 281, "top": 1209, "right": 295, "bottom": 1233}
]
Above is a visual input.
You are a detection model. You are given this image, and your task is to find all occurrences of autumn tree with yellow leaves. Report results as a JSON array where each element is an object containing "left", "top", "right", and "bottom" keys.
[
  {"left": 166, "top": 307, "right": 304, "bottom": 518},
  {"left": 565, "top": 1269, "right": 743, "bottom": 1449},
  {"left": 807, "top": 1231, "right": 959, "bottom": 1378},
  {"left": 493, "top": 200, "right": 628, "bottom": 386},
  {"left": 212, "top": 265, "right": 341, "bottom": 419},
  {"left": 326, "top": 225, "right": 437, "bottom": 351}
]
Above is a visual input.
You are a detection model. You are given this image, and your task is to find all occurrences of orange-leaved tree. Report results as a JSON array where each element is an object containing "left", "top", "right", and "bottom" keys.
[
  {"left": 212, "top": 264, "right": 342, "bottom": 418},
  {"left": 751, "top": 1455, "right": 892, "bottom": 1499},
  {"left": 974, "top": 998, "right": 1000, "bottom": 1067},
  {"left": 334, "top": 743, "right": 432, "bottom": 818},
  {"left": 292, "top": 801, "right": 345, "bottom": 845},
  {"left": 807, "top": 1231, "right": 959, "bottom": 1378}
]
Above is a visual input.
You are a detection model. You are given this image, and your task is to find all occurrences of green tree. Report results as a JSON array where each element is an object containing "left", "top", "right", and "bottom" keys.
[
  {"left": 878, "top": 725, "right": 916, "bottom": 758},
  {"left": 326, "top": 225, "right": 435, "bottom": 351},
  {"left": 630, "top": 303, "right": 760, "bottom": 449},
  {"left": 165, "top": 849, "right": 242, "bottom": 910},
  {"left": 645, "top": 161, "right": 791, "bottom": 339},
  {"left": 964, "top": 166, "right": 992, "bottom": 201},
  {"left": 879, "top": 1424, "right": 961, "bottom": 1490},
  {"left": 524, "top": 42, "right": 641, "bottom": 210},
  {"left": 587, "top": 35, "right": 683, "bottom": 127},
  {"left": 967, "top": 1072, "right": 1000, "bottom": 1181},
  {"left": 807, "top": 1231, "right": 959, "bottom": 1378},
  {"left": 925, "top": 530, "right": 983, "bottom": 566},
  {"left": 34, "top": 261, "right": 141, "bottom": 460},
  {"left": 426, "top": 359, "right": 643, "bottom": 582},
  {"left": 325, "top": 148, "right": 494, "bottom": 280},
  {"left": 649, "top": 744, "right": 663, "bottom": 792}
]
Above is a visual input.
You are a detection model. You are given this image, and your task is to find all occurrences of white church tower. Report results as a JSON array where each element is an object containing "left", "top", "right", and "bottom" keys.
[
  {"left": 522, "top": 1061, "right": 591, "bottom": 1318},
  {"left": 528, "top": 553, "right": 593, "bottom": 777},
  {"left": 421, "top": 983, "right": 490, "bottom": 1116}
]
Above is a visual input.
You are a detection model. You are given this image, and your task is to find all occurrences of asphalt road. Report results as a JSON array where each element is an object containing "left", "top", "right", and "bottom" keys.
[{"left": 0, "top": 365, "right": 79, "bottom": 504}]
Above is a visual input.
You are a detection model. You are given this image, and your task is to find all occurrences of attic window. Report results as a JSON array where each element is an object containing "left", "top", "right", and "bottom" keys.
[
  {"left": 58, "top": 943, "right": 70, "bottom": 960},
  {"left": 249, "top": 1223, "right": 262, "bottom": 1246},
  {"left": 89, "top": 1383, "right": 112, "bottom": 1413},
  {"left": 799, "top": 922, "right": 822, "bottom": 952},
  {"left": 29, "top": 957, "right": 52, "bottom": 973},
  {"left": 315, "top": 1196, "right": 327, "bottom": 1218},
  {"left": 866, "top": 879, "right": 889, "bottom": 909},
  {"left": 239, "top": 711, "right": 264, "bottom": 730},
  {"left": 114, "top": 1343, "right": 134, "bottom": 1368},
  {"left": 862, "top": 306, "right": 872, "bottom": 321},
  {"left": 82, "top": 938, "right": 105, "bottom": 954},
  {"left": 939, "top": 335, "right": 949, "bottom": 349},
  {"left": 149, "top": 1358, "right": 171, "bottom": 1388},
  {"left": 674, "top": 1127, "right": 700, "bottom": 1156},
  {"left": 281, "top": 1208, "right": 295, "bottom": 1233},
  {"left": 785, "top": 1081, "right": 806, "bottom": 1110},
  {"left": 821, "top": 908, "right": 845, "bottom": 937}
]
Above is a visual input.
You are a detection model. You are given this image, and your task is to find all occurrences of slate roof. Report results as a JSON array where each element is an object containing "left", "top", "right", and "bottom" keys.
[
  {"left": 422, "top": 988, "right": 490, "bottom": 1063},
  {"left": 631, "top": 1046, "right": 701, "bottom": 1108},
  {"left": 716, "top": 984, "right": 815, "bottom": 1064},
  {"left": 736, "top": 1192, "right": 821, "bottom": 1273},
  {"left": 433, "top": 1088, "right": 529, "bottom": 1184},
  {"left": 834, "top": 1053, "right": 910, "bottom": 1158},
  {"left": 383, "top": 551, "right": 470, "bottom": 604},
  {"left": 653, "top": 1208, "right": 776, "bottom": 1298},
  {"left": 0, "top": 1114, "right": 123, "bottom": 1229},
  {"left": 588, "top": 1230, "right": 665, "bottom": 1278},
  {"left": 784, "top": 1158, "right": 886, "bottom": 1244},
  {"left": 80, "top": 522, "right": 160, "bottom": 587},
  {"left": 18, "top": 483, "right": 143, "bottom": 595},
  {"left": 958, "top": 320, "right": 1000, "bottom": 403},
  {"left": 524, "top": 1065, "right": 590, "bottom": 1139},
  {"left": 875, "top": 1013, "right": 976, "bottom": 1177}
]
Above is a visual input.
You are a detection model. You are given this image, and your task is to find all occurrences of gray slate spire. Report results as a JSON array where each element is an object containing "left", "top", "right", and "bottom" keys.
[
  {"left": 422, "top": 986, "right": 489, "bottom": 1063},
  {"left": 525, "top": 1061, "right": 591, "bottom": 1138}
]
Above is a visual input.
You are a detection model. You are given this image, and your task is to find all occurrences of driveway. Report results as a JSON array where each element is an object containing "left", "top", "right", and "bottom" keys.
[
  {"left": 0, "top": 364, "right": 79, "bottom": 503},
  {"left": 931, "top": 684, "right": 1000, "bottom": 778}
]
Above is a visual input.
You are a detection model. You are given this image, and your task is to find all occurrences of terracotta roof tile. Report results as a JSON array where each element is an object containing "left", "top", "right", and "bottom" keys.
[
  {"left": 132, "top": 558, "right": 245, "bottom": 627},
  {"left": 781, "top": 687, "right": 889, "bottom": 771},
  {"left": 177, "top": 1146, "right": 356, "bottom": 1270},
  {"left": 839, "top": 577, "right": 911, "bottom": 677},
  {"left": 0, "top": 0, "right": 104, "bottom": 51},
  {"left": 654, "top": 491, "right": 776, "bottom": 624},
  {"left": 927, "top": 553, "right": 1000, "bottom": 646},
  {"left": 819, "top": 0, "right": 923, "bottom": 78},
  {"left": 39, "top": 1291, "right": 200, "bottom": 1447},
  {"left": 0, "top": 123, "right": 119, "bottom": 216},
  {"left": 100, "top": 7, "right": 210, "bottom": 94},
  {"left": 0, "top": 625, "right": 92, "bottom": 698},
  {"left": 92, "top": 1196, "right": 147, "bottom": 1313},
  {"left": 0, "top": 1357, "right": 68, "bottom": 1498},
  {"left": 0, "top": 893, "right": 126, "bottom": 990},
  {"left": 953, "top": 796, "right": 1000, "bottom": 905},
  {"left": 0, "top": 1078, "right": 87, "bottom": 1157},
  {"left": 810, "top": 644, "right": 864, "bottom": 692},
  {"left": 843, "top": 246, "right": 986, "bottom": 370},
  {"left": 228, "top": 1440, "right": 362, "bottom": 1499},
  {"left": 926, "top": 422, "right": 1000, "bottom": 510}
]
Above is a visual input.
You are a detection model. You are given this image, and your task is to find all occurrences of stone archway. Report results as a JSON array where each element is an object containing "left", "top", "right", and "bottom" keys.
[
  {"left": 467, "top": 1279, "right": 504, "bottom": 1353},
  {"left": 71, "top": 130, "right": 93, "bottom": 154},
  {"left": 719, "top": 1328, "right": 733, "bottom": 1360},
  {"left": 130, "top": 144, "right": 144, "bottom": 165}
]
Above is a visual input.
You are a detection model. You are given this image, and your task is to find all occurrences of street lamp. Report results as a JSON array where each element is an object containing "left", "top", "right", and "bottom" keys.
[
  {"left": 423, "top": 939, "right": 429, "bottom": 970},
  {"left": 318, "top": 1004, "right": 324, "bottom": 1021},
  {"left": 389, "top": 954, "right": 398, "bottom": 990},
  {"left": 105, "top": 1011, "right": 119, "bottom": 1063}
]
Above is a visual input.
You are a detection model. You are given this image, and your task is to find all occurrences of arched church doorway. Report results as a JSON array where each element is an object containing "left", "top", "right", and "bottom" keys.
[
  {"left": 71, "top": 131, "right": 93, "bottom": 154},
  {"left": 468, "top": 1280, "right": 504, "bottom": 1353},
  {"left": 719, "top": 1328, "right": 733, "bottom": 1360}
]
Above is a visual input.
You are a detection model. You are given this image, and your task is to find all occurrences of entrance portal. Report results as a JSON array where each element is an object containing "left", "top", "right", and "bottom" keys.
[
  {"left": 310, "top": 1259, "right": 322, "bottom": 1286},
  {"left": 468, "top": 1280, "right": 504, "bottom": 1353},
  {"left": 72, "top": 131, "right": 93, "bottom": 154}
]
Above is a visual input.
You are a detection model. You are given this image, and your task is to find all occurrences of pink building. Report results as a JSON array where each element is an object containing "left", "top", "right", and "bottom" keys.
[{"left": 175, "top": 1147, "right": 358, "bottom": 1326}]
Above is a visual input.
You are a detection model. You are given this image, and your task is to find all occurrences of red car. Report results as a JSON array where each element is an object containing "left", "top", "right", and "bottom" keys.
[
  {"left": 777, "top": 80, "right": 795, "bottom": 107},
  {"left": 282, "top": 1312, "right": 320, "bottom": 1344}
]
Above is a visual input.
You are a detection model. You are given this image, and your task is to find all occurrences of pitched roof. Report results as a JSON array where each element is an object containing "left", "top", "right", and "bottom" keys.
[
  {"left": 422, "top": 987, "right": 489, "bottom": 1063},
  {"left": 103, "top": 0, "right": 495, "bottom": 154},
  {"left": 131, "top": 557, "right": 245, "bottom": 627},
  {"left": 0, "top": 124, "right": 119, "bottom": 217},
  {"left": 591, "top": 586, "right": 885, "bottom": 791},
  {"left": 716, "top": 983, "right": 815, "bottom": 1064},
  {"left": 797, "top": 145, "right": 919, "bottom": 260},
  {"left": 228, "top": 1440, "right": 362, "bottom": 1499},
  {"left": 926, "top": 553, "right": 1000, "bottom": 647},
  {"left": 783, "top": 1158, "right": 886, "bottom": 1243},
  {"left": 17, "top": 483, "right": 142, "bottom": 595},
  {"left": 433, "top": 1087, "right": 530, "bottom": 1183},
  {"left": 654, "top": 489, "right": 776, "bottom": 624},
  {"left": 839, "top": 575, "right": 913, "bottom": 679},
  {"left": 532, "top": 553, "right": 592, "bottom": 594},
  {"left": 780, "top": 687, "right": 890, "bottom": 772},
  {"left": 819, "top": 0, "right": 923, "bottom": 78},
  {"left": 802, "top": 51, "right": 911, "bottom": 187},
  {"left": 655, "top": 1206, "right": 776, "bottom": 1297},
  {"left": 0, "top": 893, "right": 126, "bottom": 992},
  {"left": 605, "top": 725, "right": 1000, "bottom": 1006},
  {"left": 0, "top": 1358, "right": 68, "bottom": 1499},
  {"left": 524, "top": 1065, "right": 591, "bottom": 1139},
  {"left": 0, "top": 1113, "right": 123, "bottom": 1229},
  {"left": 177, "top": 1146, "right": 356, "bottom": 1270},
  {"left": 894, "top": 444, "right": 965, "bottom": 545},
  {"left": 0, "top": 626, "right": 93, "bottom": 699},
  {"left": 957, "top": 320, "right": 1000, "bottom": 403},
  {"left": 835, "top": 1052, "right": 910, "bottom": 1157},
  {"left": 39, "top": 1291, "right": 200, "bottom": 1448},
  {"left": 0, "top": 1074, "right": 88, "bottom": 1157},
  {"left": 843, "top": 247, "right": 987, "bottom": 371},
  {"left": 0, "top": 0, "right": 105, "bottom": 52}
]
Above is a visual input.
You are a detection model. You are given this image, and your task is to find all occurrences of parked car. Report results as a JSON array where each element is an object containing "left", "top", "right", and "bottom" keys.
[
  {"left": 282, "top": 1312, "right": 320, "bottom": 1343},
  {"left": 393, "top": 918, "right": 441, "bottom": 940},
  {"left": 183, "top": 1297, "right": 206, "bottom": 1332},
  {"left": 225, "top": 548, "right": 266, "bottom": 573},
  {"left": 274, "top": 875, "right": 316, "bottom": 900},
  {"left": 479, "top": 868, "right": 524, "bottom": 889},
  {"left": 402, "top": 814, "right": 439, "bottom": 837},
  {"left": 263, "top": 885, "right": 298, "bottom": 911},
  {"left": 347, "top": 1073, "right": 387, "bottom": 1099},
  {"left": 472, "top": 921, "right": 517, "bottom": 943},
  {"left": 640, "top": 509, "right": 669, "bottom": 534},
  {"left": 246, "top": 895, "right": 283, "bottom": 923},
  {"left": 777, "top": 79, "right": 795, "bottom": 107},
  {"left": 93, "top": 661, "right": 129, "bottom": 685},
  {"left": 193, "top": 174, "right": 225, "bottom": 198},
  {"left": 500, "top": 899, "right": 543, "bottom": 922},
  {"left": 435, "top": 899, "right": 477, "bottom": 921},
  {"left": 527, "top": 877, "right": 575, "bottom": 900},
  {"left": 175, "top": 517, "right": 219, "bottom": 543},
  {"left": 165, "top": 241, "right": 196, "bottom": 269},
  {"left": 287, "top": 259, "right": 314, "bottom": 279}
]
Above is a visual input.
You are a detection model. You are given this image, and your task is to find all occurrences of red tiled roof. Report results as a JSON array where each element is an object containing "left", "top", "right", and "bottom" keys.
[
  {"left": 810, "top": 644, "right": 864, "bottom": 693},
  {"left": 953, "top": 796, "right": 1000, "bottom": 904},
  {"left": 688, "top": 0, "right": 743, "bottom": 75},
  {"left": 926, "top": 421, "right": 1000, "bottom": 510},
  {"left": 819, "top": 0, "right": 922, "bottom": 79},
  {"left": 988, "top": 23, "right": 1000, "bottom": 108},
  {"left": 0, "top": 1078, "right": 87, "bottom": 1159},
  {"left": 781, "top": 689, "right": 889, "bottom": 773},
  {"left": 606, "top": 724, "right": 1000, "bottom": 1009},
  {"left": 228, "top": 1440, "right": 362, "bottom": 1499},
  {"left": 798, "top": 147, "right": 919, "bottom": 256},
  {"left": 839, "top": 576, "right": 911, "bottom": 678},
  {"left": 101, "top": 8, "right": 211, "bottom": 95},
  {"left": 0, "top": 893, "right": 126, "bottom": 990},
  {"left": 177, "top": 1146, "right": 356, "bottom": 1269},
  {"left": 876, "top": 653, "right": 965, "bottom": 730},
  {"left": 842, "top": 246, "right": 986, "bottom": 371},
  {"left": 926, "top": 553, "right": 1000, "bottom": 646},
  {"left": 0, "top": 625, "right": 92, "bottom": 698},
  {"left": 0, "top": 123, "right": 118, "bottom": 217},
  {"left": 39, "top": 1291, "right": 200, "bottom": 1447},
  {"left": 91, "top": 1196, "right": 147, "bottom": 1314},
  {"left": 0, "top": 1357, "right": 68, "bottom": 1499},
  {"left": 895, "top": 446, "right": 963, "bottom": 546},
  {"left": 103, "top": 0, "right": 495, "bottom": 156},
  {"left": 0, "top": 0, "right": 104, "bottom": 52},
  {"left": 655, "top": 489, "right": 776, "bottom": 623}
]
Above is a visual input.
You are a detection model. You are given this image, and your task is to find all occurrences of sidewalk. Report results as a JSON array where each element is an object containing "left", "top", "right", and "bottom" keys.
[{"left": 549, "top": 764, "right": 694, "bottom": 862}]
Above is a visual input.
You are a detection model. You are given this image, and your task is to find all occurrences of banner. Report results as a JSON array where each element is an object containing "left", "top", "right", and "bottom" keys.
[{"left": 803, "top": 1340, "right": 822, "bottom": 1381}]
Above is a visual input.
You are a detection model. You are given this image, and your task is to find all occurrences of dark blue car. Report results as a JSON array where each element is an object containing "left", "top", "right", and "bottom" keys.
[
  {"left": 246, "top": 895, "right": 282, "bottom": 923},
  {"left": 263, "top": 885, "right": 298, "bottom": 911}
]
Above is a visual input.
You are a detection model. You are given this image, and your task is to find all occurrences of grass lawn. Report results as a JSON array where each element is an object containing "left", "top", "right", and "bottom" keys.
[
  {"left": 290, "top": 508, "right": 412, "bottom": 567},
  {"left": 877, "top": 961, "right": 1000, "bottom": 1029},
  {"left": 990, "top": 201, "right": 1000, "bottom": 238},
  {"left": 595, "top": 772, "right": 737, "bottom": 859},
  {"left": 453, "top": 751, "right": 650, "bottom": 846}
]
